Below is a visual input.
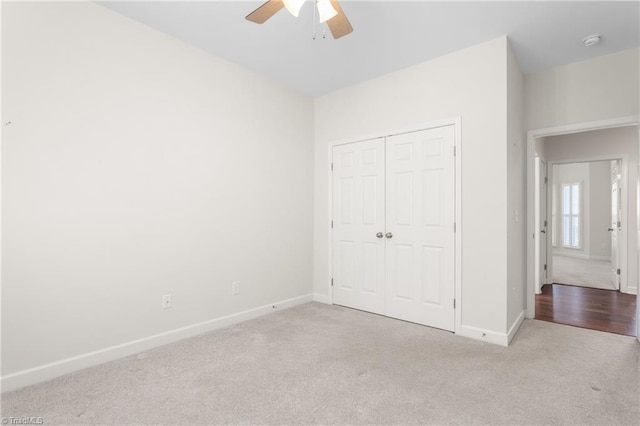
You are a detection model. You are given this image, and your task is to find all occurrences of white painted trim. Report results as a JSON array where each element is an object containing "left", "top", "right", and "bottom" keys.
[
  {"left": 454, "top": 118, "right": 463, "bottom": 338},
  {"left": 526, "top": 116, "right": 639, "bottom": 319},
  {"left": 326, "top": 117, "right": 462, "bottom": 149},
  {"left": 313, "top": 293, "right": 332, "bottom": 304},
  {"left": 534, "top": 157, "right": 542, "bottom": 292},
  {"left": 327, "top": 117, "right": 463, "bottom": 337},
  {"left": 507, "top": 311, "right": 526, "bottom": 344},
  {"left": 327, "top": 143, "right": 334, "bottom": 305},
  {"left": 1, "top": 294, "right": 313, "bottom": 393},
  {"left": 553, "top": 250, "right": 590, "bottom": 260},
  {"left": 457, "top": 324, "right": 508, "bottom": 346},
  {"left": 531, "top": 116, "right": 639, "bottom": 138},
  {"left": 526, "top": 134, "right": 537, "bottom": 316},
  {"left": 551, "top": 251, "right": 611, "bottom": 262}
]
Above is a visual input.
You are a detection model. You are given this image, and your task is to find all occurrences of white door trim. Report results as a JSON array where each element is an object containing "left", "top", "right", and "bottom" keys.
[
  {"left": 526, "top": 115, "right": 639, "bottom": 320},
  {"left": 534, "top": 157, "right": 549, "bottom": 294},
  {"left": 327, "top": 117, "right": 462, "bottom": 334}
]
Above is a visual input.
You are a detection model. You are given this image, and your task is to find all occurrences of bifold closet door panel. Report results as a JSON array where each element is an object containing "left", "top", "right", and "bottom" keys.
[
  {"left": 385, "top": 126, "right": 456, "bottom": 331},
  {"left": 332, "top": 139, "right": 386, "bottom": 315}
]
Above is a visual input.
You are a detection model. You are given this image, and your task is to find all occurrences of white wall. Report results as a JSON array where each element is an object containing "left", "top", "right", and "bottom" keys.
[
  {"left": 1, "top": 1, "right": 314, "bottom": 385},
  {"left": 506, "top": 43, "right": 526, "bottom": 331},
  {"left": 535, "top": 138, "right": 547, "bottom": 159},
  {"left": 525, "top": 48, "right": 639, "bottom": 131},
  {"left": 545, "top": 126, "right": 638, "bottom": 294},
  {"left": 314, "top": 36, "right": 514, "bottom": 340}
]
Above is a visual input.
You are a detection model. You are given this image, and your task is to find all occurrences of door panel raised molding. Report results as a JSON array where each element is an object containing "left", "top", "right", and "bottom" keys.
[
  {"left": 332, "top": 126, "right": 455, "bottom": 331},
  {"left": 385, "top": 127, "right": 455, "bottom": 331},
  {"left": 332, "top": 138, "right": 386, "bottom": 314}
]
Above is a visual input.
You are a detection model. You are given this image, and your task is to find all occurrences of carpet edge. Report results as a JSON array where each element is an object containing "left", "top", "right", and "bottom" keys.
[{"left": 1, "top": 293, "right": 314, "bottom": 393}]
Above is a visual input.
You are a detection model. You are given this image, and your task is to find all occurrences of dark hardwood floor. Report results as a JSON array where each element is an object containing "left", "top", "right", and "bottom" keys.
[{"left": 535, "top": 283, "right": 637, "bottom": 337}]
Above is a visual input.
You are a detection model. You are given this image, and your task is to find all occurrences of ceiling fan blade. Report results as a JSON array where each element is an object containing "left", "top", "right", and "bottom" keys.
[
  {"left": 326, "top": 0, "right": 353, "bottom": 39},
  {"left": 246, "top": 0, "right": 285, "bottom": 24}
]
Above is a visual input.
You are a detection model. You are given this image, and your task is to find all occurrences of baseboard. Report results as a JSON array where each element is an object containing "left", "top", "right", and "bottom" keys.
[
  {"left": 313, "top": 293, "right": 332, "bottom": 304},
  {"left": 553, "top": 251, "right": 589, "bottom": 260},
  {"left": 507, "top": 310, "right": 526, "bottom": 344},
  {"left": 554, "top": 252, "right": 613, "bottom": 262},
  {"left": 589, "top": 255, "right": 610, "bottom": 261},
  {"left": 1, "top": 294, "right": 313, "bottom": 393},
  {"left": 456, "top": 324, "right": 508, "bottom": 346}
]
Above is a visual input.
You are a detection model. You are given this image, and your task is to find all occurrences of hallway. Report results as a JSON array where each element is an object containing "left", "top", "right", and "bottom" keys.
[
  {"left": 552, "top": 255, "right": 615, "bottom": 290},
  {"left": 535, "top": 284, "right": 637, "bottom": 336}
]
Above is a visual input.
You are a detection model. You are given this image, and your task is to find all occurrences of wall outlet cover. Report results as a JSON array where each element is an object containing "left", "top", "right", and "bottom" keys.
[{"left": 162, "top": 294, "right": 172, "bottom": 309}]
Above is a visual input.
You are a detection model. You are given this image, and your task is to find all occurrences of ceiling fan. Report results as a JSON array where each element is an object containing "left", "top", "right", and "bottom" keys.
[{"left": 246, "top": 0, "right": 353, "bottom": 39}]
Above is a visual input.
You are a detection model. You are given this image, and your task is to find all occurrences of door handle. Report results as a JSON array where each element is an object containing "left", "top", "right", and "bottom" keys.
[
  {"left": 385, "top": 232, "right": 393, "bottom": 239},
  {"left": 540, "top": 230, "right": 546, "bottom": 234},
  {"left": 608, "top": 228, "right": 614, "bottom": 232},
  {"left": 376, "top": 232, "right": 384, "bottom": 239}
]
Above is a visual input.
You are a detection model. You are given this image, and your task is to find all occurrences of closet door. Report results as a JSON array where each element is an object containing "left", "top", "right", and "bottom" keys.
[
  {"left": 332, "top": 139, "right": 386, "bottom": 315},
  {"left": 385, "top": 126, "right": 455, "bottom": 331}
]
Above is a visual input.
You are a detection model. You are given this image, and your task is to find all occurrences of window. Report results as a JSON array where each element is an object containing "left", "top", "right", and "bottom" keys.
[{"left": 562, "top": 183, "right": 580, "bottom": 248}]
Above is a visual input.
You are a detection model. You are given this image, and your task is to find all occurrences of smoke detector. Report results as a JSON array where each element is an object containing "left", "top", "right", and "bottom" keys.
[{"left": 583, "top": 34, "right": 602, "bottom": 47}]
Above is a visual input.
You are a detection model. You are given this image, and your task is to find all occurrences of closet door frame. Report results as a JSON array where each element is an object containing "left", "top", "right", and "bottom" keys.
[{"left": 327, "top": 117, "right": 462, "bottom": 334}]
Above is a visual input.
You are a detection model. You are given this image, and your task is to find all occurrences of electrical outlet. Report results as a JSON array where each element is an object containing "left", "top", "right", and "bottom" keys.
[
  {"left": 162, "top": 294, "right": 172, "bottom": 309},
  {"left": 232, "top": 281, "right": 241, "bottom": 295}
]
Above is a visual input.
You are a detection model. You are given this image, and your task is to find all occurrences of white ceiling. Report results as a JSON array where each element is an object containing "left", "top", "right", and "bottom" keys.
[{"left": 98, "top": 1, "right": 640, "bottom": 97}]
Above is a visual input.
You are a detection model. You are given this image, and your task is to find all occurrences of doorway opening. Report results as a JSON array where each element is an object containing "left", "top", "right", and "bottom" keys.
[
  {"left": 550, "top": 160, "right": 621, "bottom": 292},
  {"left": 526, "top": 119, "right": 639, "bottom": 337}
]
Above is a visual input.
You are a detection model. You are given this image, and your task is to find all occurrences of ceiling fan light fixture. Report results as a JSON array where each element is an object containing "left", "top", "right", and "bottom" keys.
[
  {"left": 283, "top": 0, "right": 306, "bottom": 17},
  {"left": 317, "top": 0, "right": 338, "bottom": 23},
  {"left": 245, "top": 0, "right": 353, "bottom": 39}
]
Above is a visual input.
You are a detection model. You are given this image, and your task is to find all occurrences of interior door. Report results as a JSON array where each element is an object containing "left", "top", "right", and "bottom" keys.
[
  {"left": 540, "top": 160, "right": 548, "bottom": 288},
  {"left": 610, "top": 160, "right": 621, "bottom": 290},
  {"left": 332, "top": 138, "right": 386, "bottom": 314},
  {"left": 385, "top": 126, "right": 456, "bottom": 331}
]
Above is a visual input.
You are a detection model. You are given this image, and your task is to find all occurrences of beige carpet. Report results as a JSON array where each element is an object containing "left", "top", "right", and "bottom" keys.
[
  {"left": 553, "top": 254, "right": 616, "bottom": 290},
  {"left": 2, "top": 302, "right": 639, "bottom": 425}
]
